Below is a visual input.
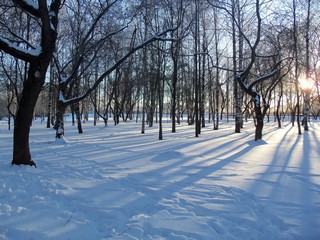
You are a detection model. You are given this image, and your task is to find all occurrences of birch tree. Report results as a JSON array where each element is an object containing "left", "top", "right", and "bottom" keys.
[{"left": 302, "top": 0, "right": 311, "bottom": 131}]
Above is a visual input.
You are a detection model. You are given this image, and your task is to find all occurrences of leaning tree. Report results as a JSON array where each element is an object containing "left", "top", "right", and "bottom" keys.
[{"left": 208, "top": 0, "right": 284, "bottom": 140}]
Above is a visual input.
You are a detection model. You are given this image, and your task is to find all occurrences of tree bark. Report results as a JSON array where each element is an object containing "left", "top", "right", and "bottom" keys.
[
  {"left": 293, "top": 0, "right": 302, "bottom": 134},
  {"left": 12, "top": 63, "right": 46, "bottom": 167},
  {"left": 276, "top": 82, "right": 283, "bottom": 128},
  {"left": 55, "top": 101, "right": 66, "bottom": 138},
  {"left": 3, "top": 0, "right": 61, "bottom": 166},
  {"left": 47, "top": 61, "right": 54, "bottom": 128},
  {"left": 74, "top": 102, "right": 83, "bottom": 134},
  {"left": 171, "top": 56, "right": 178, "bottom": 133},
  {"left": 303, "top": 0, "right": 311, "bottom": 131},
  {"left": 232, "top": 0, "right": 241, "bottom": 133},
  {"left": 253, "top": 94, "right": 263, "bottom": 140}
]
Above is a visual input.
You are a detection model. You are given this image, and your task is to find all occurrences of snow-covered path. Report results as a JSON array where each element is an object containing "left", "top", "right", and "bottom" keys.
[{"left": 1, "top": 120, "right": 319, "bottom": 239}]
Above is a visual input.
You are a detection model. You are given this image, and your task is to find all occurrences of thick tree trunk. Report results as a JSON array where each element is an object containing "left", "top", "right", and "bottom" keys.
[
  {"left": 255, "top": 119, "right": 263, "bottom": 140},
  {"left": 13, "top": 106, "right": 35, "bottom": 167},
  {"left": 12, "top": 63, "right": 45, "bottom": 167}
]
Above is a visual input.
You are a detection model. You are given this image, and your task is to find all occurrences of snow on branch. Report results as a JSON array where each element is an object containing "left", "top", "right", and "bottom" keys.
[
  {"left": 150, "top": 25, "right": 180, "bottom": 43},
  {"left": 12, "top": 0, "right": 40, "bottom": 17},
  {"left": 22, "top": 0, "right": 39, "bottom": 9},
  {"left": 248, "top": 56, "right": 283, "bottom": 92},
  {"left": 152, "top": 36, "right": 177, "bottom": 42},
  {"left": 0, "top": 36, "right": 41, "bottom": 62},
  {"left": 58, "top": 91, "right": 86, "bottom": 104},
  {"left": 248, "top": 69, "right": 277, "bottom": 91},
  {"left": 59, "top": 25, "right": 180, "bottom": 106}
]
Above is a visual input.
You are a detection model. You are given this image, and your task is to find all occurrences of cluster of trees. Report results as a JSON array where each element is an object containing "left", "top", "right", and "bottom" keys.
[{"left": 0, "top": 0, "right": 319, "bottom": 166}]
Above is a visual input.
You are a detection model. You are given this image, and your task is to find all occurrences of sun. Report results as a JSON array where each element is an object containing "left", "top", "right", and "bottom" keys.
[{"left": 299, "top": 76, "right": 313, "bottom": 91}]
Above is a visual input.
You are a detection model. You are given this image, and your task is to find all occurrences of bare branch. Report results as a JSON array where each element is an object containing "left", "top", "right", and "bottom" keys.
[
  {"left": 0, "top": 36, "right": 39, "bottom": 62},
  {"left": 12, "top": 0, "right": 40, "bottom": 17},
  {"left": 60, "top": 25, "right": 179, "bottom": 106}
]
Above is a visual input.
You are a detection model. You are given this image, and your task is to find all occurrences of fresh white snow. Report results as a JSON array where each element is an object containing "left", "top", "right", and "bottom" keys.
[{"left": 0, "top": 118, "right": 319, "bottom": 240}]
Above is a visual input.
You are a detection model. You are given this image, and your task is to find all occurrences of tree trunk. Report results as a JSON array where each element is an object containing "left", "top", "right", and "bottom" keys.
[
  {"left": 47, "top": 61, "right": 54, "bottom": 128},
  {"left": 194, "top": 0, "right": 200, "bottom": 137},
  {"left": 74, "top": 102, "right": 83, "bottom": 134},
  {"left": 234, "top": 81, "right": 242, "bottom": 133},
  {"left": 213, "top": 7, "right": 219, "bottom": 130},
  {"left": 171, "top": 57, "right": 177, "bottom": 133},
  {"left": 232, "top": 0, "right": 241, "bottom": 133},
  {"left": 141, "top": 84, "right": 146, "bottom": 134},
  {"left": 276, "top": 82, "right": 283, "bottom": 128},
  {"left": 158, "top": 61, "right": 164, "bottom": 140},
  {"left": 253, "top": 94, "right": 263, "bottom": 140},
  {"left": 55, "top": 100, "right": 66, "bottom": 138},
  {"left": 293, "top": 0, "right": 302, "bottom": 134},
  {"left": 71, "top": 107, "right": 75, "bottom": 126},
  {"left": 12, "top": 63, "right": 45, "bottom": 167},
  {"left": 303, "top": 0, "right": 311, "bottom": 131}
]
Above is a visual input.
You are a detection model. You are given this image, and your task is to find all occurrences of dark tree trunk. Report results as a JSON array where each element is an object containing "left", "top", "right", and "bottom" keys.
[
  {"left": 74, "top": 102, "right": 83, "bottom": 134},
  {"left": 171, "top": 57, "right": 177, "bottom": 133},
  {"left": 158, "top": 69, "right": 163, "bottom": 140},
  {"left": 276, "top": 83, "right": 283, "bottom": 128},
  {"left": 12, "top": 63, "right": 46, "bottom": 167},
  {"left": 254, "top": 94, "right": 263, "bottom": 141},
  {"left": 276, "top": 97, "right": 282, "bottom": 128},
  {"left": 71, "top": 106, "right": 75, "bottom": 125}
]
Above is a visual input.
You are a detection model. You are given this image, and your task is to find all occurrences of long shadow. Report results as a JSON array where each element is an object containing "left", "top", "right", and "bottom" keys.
[
  {"left": 96, "top": 130, "right": 255, "bottom": 185},
  {"left": 297, "top": 130, "right": 320, "bottom": 238},
  {"left": 247, "top": 124, "right": 320, "bottom": 239},
  {"left": 97, "top": 134, "right": 261, "bottom": 232},
  {"left": 247, "top": 125, "right": 299, "bottom": 195},
  {"left": 310, "top": 124, "right": 320, "bottom": 156},
  {"left": 38, "top": 128, "right": 262, "bottom": 238}
]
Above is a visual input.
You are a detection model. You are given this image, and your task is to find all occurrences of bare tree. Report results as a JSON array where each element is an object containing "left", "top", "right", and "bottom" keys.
[
  {"left": 53, "top": 0, "right": 181, "bottom": 139},
  {"left": 0, "top": 0, "right": 181, "bottom": 166},
  {"left": 0, "top": 0, "right": 61, "bottom": 166},
  {"left": 302, "top": 0, "right": 311, "bottom": 131},
  {"left": 292, "top": 0, "right": 302, "bottom": 134},
  {"left": 208, "top": 0, "right": 284, "bottom": 140}
]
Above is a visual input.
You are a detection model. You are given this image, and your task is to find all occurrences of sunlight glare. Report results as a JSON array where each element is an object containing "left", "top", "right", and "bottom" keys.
[{"left": 299, "top": 76, "right": 312, "bottom": 92}]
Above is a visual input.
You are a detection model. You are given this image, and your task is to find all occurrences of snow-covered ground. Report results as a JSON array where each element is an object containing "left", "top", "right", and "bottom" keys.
[{"left": 0, "top": 118, "right": 319, "bottom": 240}]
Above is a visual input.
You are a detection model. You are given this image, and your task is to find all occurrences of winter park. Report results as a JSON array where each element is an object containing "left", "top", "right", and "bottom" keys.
[
  {"left": 1, "top": 117, "right": 320, "bottom": 240},
  {"left": 1, "top": 0, "right": 320, "bottom": 239}
]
